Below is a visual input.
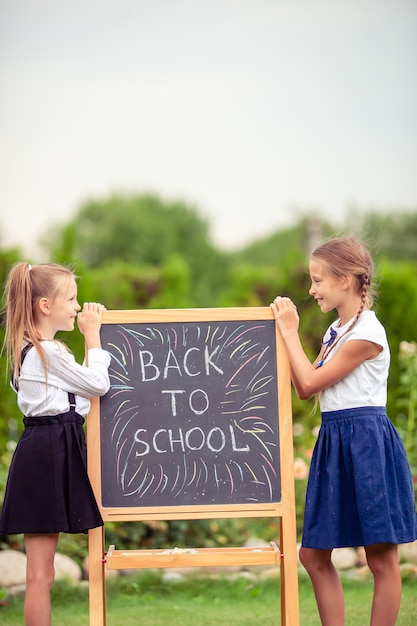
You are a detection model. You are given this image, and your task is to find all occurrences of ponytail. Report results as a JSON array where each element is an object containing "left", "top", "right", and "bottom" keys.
[{"left": 2, "top": 262, "right": 75, "bottom": 383}]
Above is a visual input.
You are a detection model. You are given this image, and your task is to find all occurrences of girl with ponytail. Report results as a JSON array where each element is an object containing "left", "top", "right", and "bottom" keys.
[{"left": 0, "top": 262, "right": 110, "bottom": 626}]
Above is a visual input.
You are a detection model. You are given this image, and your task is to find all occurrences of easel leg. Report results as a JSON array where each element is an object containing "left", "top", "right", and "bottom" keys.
[
  {"left": 88, "top": 526, "right": 107, "bottom": 626},
  {"left": 279, "top": 517, "right": 300, "bottom": 625}
]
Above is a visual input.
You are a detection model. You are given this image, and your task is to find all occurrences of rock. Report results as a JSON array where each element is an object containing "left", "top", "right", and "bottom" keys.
[
  {"left": 331, "top": 547, "right": 358, "bottom": 570},
  {"left": 399, "top": 562, "right": 417, "bottom": 581},
  {"left": 398, "top": 540, "right": 417, "bottom": 565},
  {"left": 0, "top": 549, "right": 82, "bottom": 588},
  {"left": 161, "top": 570, "right": 185, "bottom": 583},
  {"left": 258, "top": 567, "right": 280, "bottom": 580},
  {"left": 243, "top": 537, "right": 270, "bottom": 549},
  {"left": 0, "top": 550, "right": 27, "bottom": 587},
  {"left": 356, "top": 546, "right": 367, "bottom": 566},
  {"left": 54, "top": 552, "right": 82, "bottom": 583},
  {"left": 343, "top": 565, "right": 372, "bottom": 581}
]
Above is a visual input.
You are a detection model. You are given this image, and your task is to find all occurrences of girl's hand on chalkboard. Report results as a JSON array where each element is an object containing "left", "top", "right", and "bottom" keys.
[{"left": 270, "top": 297, "right": 299, "bottom": 336}]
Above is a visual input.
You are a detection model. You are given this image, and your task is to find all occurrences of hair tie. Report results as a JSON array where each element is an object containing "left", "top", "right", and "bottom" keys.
[{"left": 27, "top": 263, "right": 32, "bottom": 271}]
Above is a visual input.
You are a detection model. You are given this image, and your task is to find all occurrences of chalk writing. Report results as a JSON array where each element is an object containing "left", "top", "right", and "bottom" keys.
[{"left": 99, "top": 320, "right": 281, "bottom": 507}]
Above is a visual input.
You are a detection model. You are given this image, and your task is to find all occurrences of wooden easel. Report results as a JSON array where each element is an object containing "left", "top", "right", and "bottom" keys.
[{"left": 87, "top": 307, "right": 299, "bottom": 625}]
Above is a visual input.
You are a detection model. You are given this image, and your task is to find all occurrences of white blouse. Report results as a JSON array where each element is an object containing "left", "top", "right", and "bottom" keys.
[
  {"left": 319, "top": 311, "right": 390, "bottom": 412},
  {"left": 15, "top": 340, "right": 111, "bottom": 418}
]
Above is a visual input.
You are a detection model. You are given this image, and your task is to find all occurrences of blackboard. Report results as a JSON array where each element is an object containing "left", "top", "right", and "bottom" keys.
[{"left": 98, "top": 311, "right": 281, "bottom": 510}]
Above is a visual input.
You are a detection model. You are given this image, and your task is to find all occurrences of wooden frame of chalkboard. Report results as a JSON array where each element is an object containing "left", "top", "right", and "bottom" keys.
[{"left": 87, "top": 307, "right": 299, "bottom": 625}]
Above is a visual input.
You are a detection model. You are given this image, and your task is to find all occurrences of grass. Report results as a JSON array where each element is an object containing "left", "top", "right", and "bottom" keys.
[{"left": 0, "top": 570, "right": 416, "bottom": 625}]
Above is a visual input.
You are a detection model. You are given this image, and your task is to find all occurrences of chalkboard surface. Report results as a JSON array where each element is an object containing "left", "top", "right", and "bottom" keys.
[{"left": 99, "top": 317, "right": 281, "bottom": 508}]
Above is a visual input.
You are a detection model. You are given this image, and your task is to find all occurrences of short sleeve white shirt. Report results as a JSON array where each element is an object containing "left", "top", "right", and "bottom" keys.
[
  {"left": 16, "top": 340, "right": 111, "bottom": 417},
  {"left": 319, "top": 311, "right": 390, "bottom": 412}
]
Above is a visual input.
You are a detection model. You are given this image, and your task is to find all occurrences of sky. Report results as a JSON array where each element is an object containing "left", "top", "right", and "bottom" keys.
[{"left": 0, "top": 0, "right": 416, "bottom": 258}]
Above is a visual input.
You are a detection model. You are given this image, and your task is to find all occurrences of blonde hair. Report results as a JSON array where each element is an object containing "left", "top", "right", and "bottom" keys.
[
  {"left": 311, "top": 236, "right": 376, "bottom": 361},
  {"left": 309, "top": 237, "right": 376, "bottom": 413},
  {"left": 2, "top": 262, "right": 76, "bottom": 383},
  {"left": 312, "top": 236, "right": 375, "bottom": 304}
]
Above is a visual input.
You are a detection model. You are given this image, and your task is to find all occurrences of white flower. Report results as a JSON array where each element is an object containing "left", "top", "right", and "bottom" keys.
[
  {"left": 399, "top": 341, "right": 417, "bottom": 355},
  {"left": 294, "top": 458, "right": 309, "bottom": 480},
  {"left": 293, "top": 423, "right": 304, "bottom": 436}
]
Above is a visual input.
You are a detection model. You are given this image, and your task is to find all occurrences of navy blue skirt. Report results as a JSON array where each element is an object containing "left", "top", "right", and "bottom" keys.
[
  {"left": 0, "top": 412, "right": 103, "bottom": 535},
  {"left": 302, "top": 406, "right": 417, "bottom": 549}
]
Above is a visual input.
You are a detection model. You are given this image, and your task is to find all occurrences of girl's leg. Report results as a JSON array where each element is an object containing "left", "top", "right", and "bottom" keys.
[
  {"left": 299, "top": 546, "right": 345, "bottom": 626},
  {"left": 24, "top": 533, "right": 59, "bottom": 626},
  {"left": 365, "top": 543, "right": 401, "bottom": 626}
]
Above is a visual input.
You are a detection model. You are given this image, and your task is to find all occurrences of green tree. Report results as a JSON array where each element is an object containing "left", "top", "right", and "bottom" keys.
[
  {"left": 345, "top": 208, "right": 417, "bottom": 260},
  {"left": 45, "top": 193, "right": 231, "bottom": 307},
  {"left": 231, "top": 215, "right": 334, "bottom": 268},
  {"left": 375, "top": 259, "right": 417, "bottom": 419}
]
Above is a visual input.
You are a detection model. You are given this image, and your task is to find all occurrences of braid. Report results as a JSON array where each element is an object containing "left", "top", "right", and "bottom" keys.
[
  {"left": 350, "top": 273, "right": 369, "bottom": 329},
  {"left": 361, "top": 272, "right": 372, "bottom": 308},
  {"left": 314, "top": 241, "right": 374, "bottom": 368},
  {"left": 317, "top": 288, "right": 367, "bottom": 367}
]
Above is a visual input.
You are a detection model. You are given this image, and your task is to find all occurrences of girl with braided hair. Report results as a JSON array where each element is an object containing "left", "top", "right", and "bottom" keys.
[{"left": 271, "top": 236, "right": 417, "bottom": 626}]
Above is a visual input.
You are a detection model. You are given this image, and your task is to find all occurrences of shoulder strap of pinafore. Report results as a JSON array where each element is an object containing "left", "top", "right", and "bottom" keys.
[
  {"left": 68, "top": 392, "right": 76, "bottom": 411},
  {"left": 12, "top": 343, "right": 34, "bottom": 391},
  {"left": 13, "top": 343, "right": 77, "bottom": 412}
]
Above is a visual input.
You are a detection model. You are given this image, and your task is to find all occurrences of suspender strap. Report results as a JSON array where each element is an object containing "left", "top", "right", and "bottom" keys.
[
  {"left": 68, "top": 393, "right": 76, "bottom": 411},
  {"left": 13, "top": 343, "right": 77, "bottom": 411},
  {"left": 12, "top": 343, "right": 34, "bottom": 391}
]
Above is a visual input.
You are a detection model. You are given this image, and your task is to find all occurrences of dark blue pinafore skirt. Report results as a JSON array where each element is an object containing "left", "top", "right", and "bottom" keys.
[{"left": 302, "top": 406, "right": 417, "bottom": 549}]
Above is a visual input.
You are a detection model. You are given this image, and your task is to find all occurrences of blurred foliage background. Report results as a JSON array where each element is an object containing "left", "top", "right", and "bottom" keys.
[{"left": 1, "top": 196, "right": 416, "bottom": 561}]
